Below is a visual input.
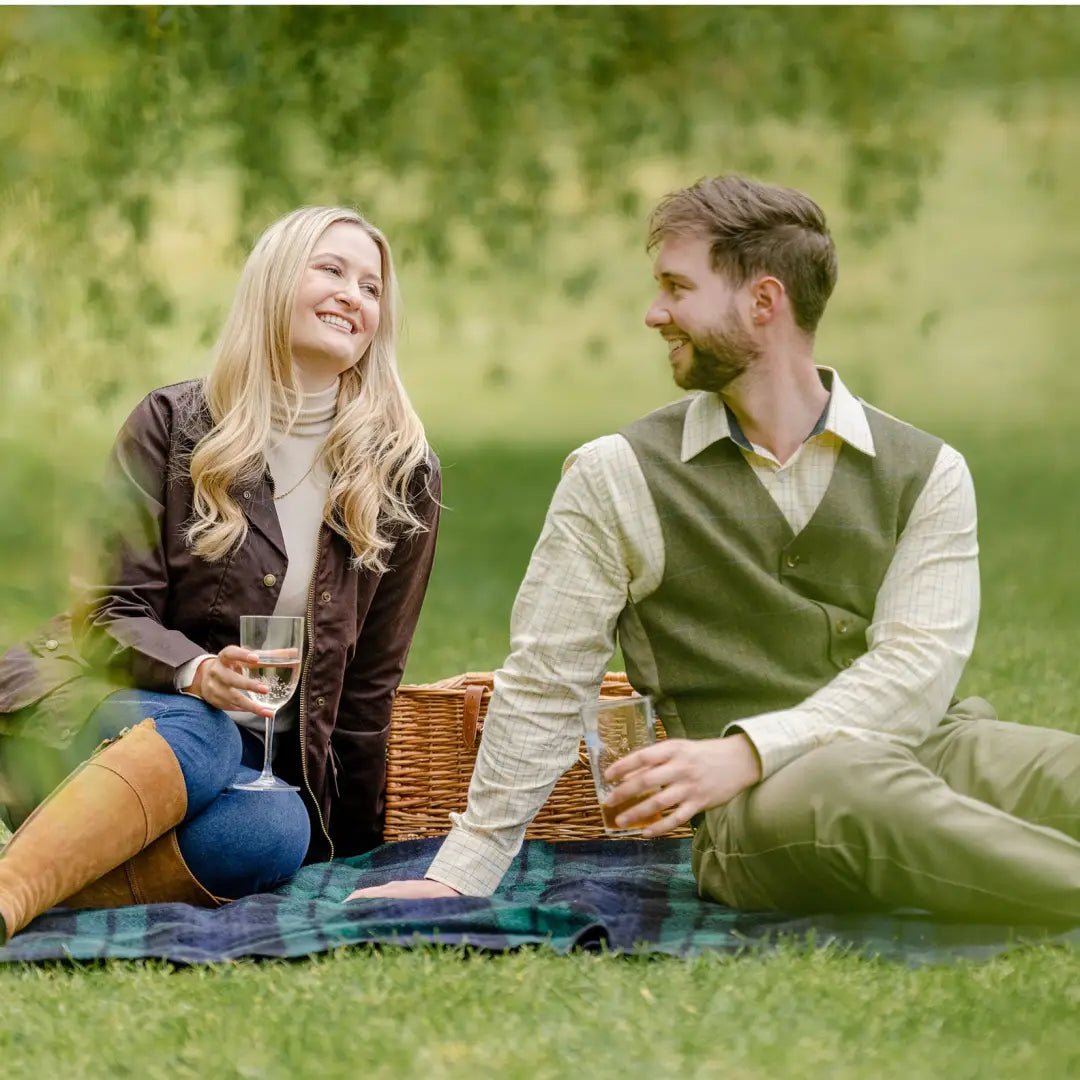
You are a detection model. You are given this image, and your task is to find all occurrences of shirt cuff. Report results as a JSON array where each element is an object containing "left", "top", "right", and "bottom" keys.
[
  {"left": 175, "top": 654, "right": 215, "bottom": 695},
  {"left": 723, "top": 710, "right": 816, "bottom": 779},
  {"left": 424, "top": 824, "right": 516, "bottom": 897}
]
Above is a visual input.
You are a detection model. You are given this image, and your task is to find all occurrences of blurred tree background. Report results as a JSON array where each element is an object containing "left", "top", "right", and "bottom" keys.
[{"left": 1, "top": 5, "right": 1079, "bottom": 644}]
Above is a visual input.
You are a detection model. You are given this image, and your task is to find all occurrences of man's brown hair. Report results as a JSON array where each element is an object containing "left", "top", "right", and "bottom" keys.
[{"left": 648, "top": 175, "right": 838, "bottom": 334}]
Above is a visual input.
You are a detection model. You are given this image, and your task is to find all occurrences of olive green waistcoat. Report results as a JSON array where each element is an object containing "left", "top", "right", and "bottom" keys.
[{"left": 618, "top": 397, "right": 942, "bottom": 739}]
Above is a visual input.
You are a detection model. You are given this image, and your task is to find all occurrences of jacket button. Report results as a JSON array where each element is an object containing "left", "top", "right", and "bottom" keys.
[
  {"left": 44, "top": 638, "right": 59, "bottom": 651},
  {"left": 320, "top": 591, "right": 331, "bottom": 603},
  {"left": 316, "top": 696, "right": 326, "bottom": 707},
  {"left": 784, "top": 553, "right": 801, "bottom": 569},
  {"left": 242, "top": 490, "right": 252, "bottom": 500},
  {"left": 836, "top": 619, "right": 850, "bottom": 634},
  {"left": 263, "top": 573, "right": 277, "bottom": 588},
  {"left": 842, "top": 657, "right": 854, "bottom": 668}
]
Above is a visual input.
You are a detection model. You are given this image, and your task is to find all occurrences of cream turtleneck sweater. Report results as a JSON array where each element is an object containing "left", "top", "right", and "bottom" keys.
[{"left": 176, "top": 379, "right": 338, "bottom": 737}]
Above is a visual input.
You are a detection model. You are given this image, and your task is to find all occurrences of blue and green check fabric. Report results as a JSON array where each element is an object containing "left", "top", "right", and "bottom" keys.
[{"left": 2, "top": 838, "right": 1076, "bottom": 966}]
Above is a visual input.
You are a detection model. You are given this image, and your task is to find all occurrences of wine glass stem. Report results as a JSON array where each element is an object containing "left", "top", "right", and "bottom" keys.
[{"left": 260, "top": 710, "right": 279, "bottom": 782}]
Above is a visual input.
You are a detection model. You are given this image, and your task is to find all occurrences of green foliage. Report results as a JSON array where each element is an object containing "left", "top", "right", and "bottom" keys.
[{"left": 4, "top": 6, "right": 1080, "bottom": 273}]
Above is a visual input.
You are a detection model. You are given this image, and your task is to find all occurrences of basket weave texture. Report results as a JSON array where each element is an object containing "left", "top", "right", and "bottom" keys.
[{"left": 385, "top": 671, "right": 692, "bottom": 842}]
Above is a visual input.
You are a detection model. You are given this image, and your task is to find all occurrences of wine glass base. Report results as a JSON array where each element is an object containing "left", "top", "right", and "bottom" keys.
[{"left": 230, "top": 776, "right": 300, "bottom": 792}]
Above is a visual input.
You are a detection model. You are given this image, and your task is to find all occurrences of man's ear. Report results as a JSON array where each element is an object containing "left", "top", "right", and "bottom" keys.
[{"left": 749, "top": 276, "right": 785, "bottom": 325}]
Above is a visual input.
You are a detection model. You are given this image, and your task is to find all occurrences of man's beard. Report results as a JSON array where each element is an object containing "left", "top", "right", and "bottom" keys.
[{"left": 675, "top": 321, "right": 762, "bottom": 393}]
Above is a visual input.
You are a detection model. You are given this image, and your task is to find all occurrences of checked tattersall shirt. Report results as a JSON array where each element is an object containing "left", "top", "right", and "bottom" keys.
[{"left": 426, "top": 368, "right": 980, "bottom": 896}]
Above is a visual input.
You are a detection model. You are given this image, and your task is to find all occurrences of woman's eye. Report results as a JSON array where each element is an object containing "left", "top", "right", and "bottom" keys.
[
  {"left": 321, "top": 264, "right": 343, "bottom": 276},
  {"left": 362, "top": 283, "right": 381, "bottom": 298}
]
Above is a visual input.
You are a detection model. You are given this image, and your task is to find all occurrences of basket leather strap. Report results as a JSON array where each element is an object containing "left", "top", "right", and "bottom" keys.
[{"left": 461, "top": 684, "right": 486, "bottom": 747}]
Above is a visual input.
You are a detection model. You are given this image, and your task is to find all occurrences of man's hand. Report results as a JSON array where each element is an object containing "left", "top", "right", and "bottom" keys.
[
  {"left": 187, "top": 646, "right": 286, "bottom": 718},
  {"left": 603, "top": 733, "right": 762, "bottom": 837},
  {"left": 345, "top": 880, "right": 462, "bottom": 903}
]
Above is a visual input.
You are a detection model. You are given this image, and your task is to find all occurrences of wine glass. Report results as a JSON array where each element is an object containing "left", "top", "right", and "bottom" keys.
[{"left": 231, "top": 615, "right": 304, "bottom": 792}]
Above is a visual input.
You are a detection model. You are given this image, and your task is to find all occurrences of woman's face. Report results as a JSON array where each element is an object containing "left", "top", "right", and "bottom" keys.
[{"left": 289, "top": 221, "right": 383, "bottom": 391}]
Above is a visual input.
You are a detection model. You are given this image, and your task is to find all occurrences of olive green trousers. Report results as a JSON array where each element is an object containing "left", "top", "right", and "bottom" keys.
[{"left": 693, "top": 704, "right": 1080, "bottom": 924}]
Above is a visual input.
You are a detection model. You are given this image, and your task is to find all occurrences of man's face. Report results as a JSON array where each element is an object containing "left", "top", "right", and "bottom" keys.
[{"left": 645, "top": 234, "right": 761, "bottom": 393}]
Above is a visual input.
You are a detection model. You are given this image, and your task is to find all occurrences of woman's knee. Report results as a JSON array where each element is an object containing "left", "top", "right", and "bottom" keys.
[{"left": 177, "top": 787, "right": 310, "bottom": 899}]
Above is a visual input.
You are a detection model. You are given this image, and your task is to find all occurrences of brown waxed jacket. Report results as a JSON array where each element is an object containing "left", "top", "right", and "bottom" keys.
[{"left": 2, "top": 380, "right": 441, "bottom": 860}]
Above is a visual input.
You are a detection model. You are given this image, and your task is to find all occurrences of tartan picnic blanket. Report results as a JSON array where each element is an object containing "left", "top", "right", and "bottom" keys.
[{"left": 2, "top": 837, "right": 1077, "bottom": 966}]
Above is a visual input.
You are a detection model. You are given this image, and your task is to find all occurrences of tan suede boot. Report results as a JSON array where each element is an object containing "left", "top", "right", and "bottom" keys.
[
  {"left": 62, "top": 829, "right": 226, "bottom": 910},
  {"left": 0, "top": 718, "right": 187, "bottom": 943}
]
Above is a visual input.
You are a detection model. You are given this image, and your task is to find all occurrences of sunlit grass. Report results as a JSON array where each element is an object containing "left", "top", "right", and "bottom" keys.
[{"left": 3, "top": 944, "right": 1080, "bottom": 1080}]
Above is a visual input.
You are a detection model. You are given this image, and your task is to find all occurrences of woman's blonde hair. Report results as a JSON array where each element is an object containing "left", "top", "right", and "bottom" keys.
[{"left": 186, "top": 206, "right": 432, "bottom": 572}]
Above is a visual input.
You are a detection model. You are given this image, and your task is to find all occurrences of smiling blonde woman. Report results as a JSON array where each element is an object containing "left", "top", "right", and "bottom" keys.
[{"left": 0, "top": 207, "right": 441, "bottom": 943}]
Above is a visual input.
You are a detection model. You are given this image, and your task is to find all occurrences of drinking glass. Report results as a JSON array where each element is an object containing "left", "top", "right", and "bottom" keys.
[
  {"left": 231, "top": 615, "right": 303, "bottom": 792},
  {"left": 581, "top": 694, "right": 662, "bottom": 835}
]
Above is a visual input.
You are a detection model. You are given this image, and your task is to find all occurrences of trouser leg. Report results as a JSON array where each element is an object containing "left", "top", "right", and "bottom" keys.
[
  {"left": 914, "top": 716, "right": 1080, "bottom": 842},
  {"left": 693, "top": 734, "right": 1080, "bottom": 924}
]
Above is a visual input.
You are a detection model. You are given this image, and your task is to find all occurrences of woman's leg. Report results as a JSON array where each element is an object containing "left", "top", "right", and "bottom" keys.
[
  {"left": 85, "top": 689, "right": 244, "bottom": 821},
  {"left": 66, "top": 698, "right": 312, "bottom": 906},
  {"left": 174, "top": 726, "right": 309, "bottom": 897},
  {"left": 0, "top": 712, "right": 188, "bottom": 941},
  {"left": 48, "top": 690, "right": 247, "bottom": 914},
  {"left": 179, "top": 803, "right": 310, "bottom": 899}
]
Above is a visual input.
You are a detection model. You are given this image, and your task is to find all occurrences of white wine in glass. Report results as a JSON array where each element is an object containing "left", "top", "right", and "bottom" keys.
[{"left": 231, "top": 615, "right": 304, "bottom": 792}]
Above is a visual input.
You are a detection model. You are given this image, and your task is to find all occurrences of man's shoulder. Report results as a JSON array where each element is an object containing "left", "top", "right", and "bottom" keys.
[
  {"left": 564, "top": 396, "right": 695, "bottom": 474},
  {"left": 562, "top": 432, "right": 635, "bottom": 478},
  {"left": 619, "top": 396, "right": 695, "bottom": 437},
  {"left": 858, "top": 398, "right": 944, "bottom": 458}
]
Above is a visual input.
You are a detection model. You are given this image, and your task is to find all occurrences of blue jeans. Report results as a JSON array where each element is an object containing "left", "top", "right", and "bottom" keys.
[{"left": 88, "top": 690, "right": 310, "bottom": 899}]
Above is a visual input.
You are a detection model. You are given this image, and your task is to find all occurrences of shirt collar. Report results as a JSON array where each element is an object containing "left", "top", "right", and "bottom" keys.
[{"left": 680, "top": 366, "right": 876, "bottom": 463}]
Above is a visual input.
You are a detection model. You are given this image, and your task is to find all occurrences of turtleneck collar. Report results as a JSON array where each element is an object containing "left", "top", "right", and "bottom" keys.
[{"left": 271, "top": 377, "right": 339, "bottom": 437}]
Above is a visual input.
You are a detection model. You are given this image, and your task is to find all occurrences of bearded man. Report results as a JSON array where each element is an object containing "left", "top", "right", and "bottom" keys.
[{"left": 351, "top": 175, "right": 1080, "bottom": 923}]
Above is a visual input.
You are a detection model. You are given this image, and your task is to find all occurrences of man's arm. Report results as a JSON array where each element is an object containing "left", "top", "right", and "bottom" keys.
[
  {"left": 348, "top": 439, "right": 636, "bottom": 899},
  {"left": 611, "top": 443, "right": 980, "bottom": 834}
]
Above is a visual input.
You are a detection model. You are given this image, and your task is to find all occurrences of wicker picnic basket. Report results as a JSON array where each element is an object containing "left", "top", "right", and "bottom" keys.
[{"left": 385, "top": 671, "right": 691, "bottom": 842}]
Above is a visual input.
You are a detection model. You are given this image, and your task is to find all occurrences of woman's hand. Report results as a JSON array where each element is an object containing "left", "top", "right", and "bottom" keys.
[
  {"left": 345, "top": 880, "right": 462, "bottom": 902},
  {"left": 188, "top": 646, "right": 275, "bottom": 718}
]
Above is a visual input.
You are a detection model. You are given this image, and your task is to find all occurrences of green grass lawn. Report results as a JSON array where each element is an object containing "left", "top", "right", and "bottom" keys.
[{"left": 3, "top": 427, "right": 1080, "bottom": 1080}]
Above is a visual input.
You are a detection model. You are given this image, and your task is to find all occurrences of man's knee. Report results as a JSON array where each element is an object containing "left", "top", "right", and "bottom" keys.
[{"left": 734, "top": 738, "right": 913, "bottom": 848}]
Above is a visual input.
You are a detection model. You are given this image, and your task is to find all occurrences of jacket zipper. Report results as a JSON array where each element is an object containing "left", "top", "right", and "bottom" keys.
[{"left": 299, "top": 533, "right": 334, "bottom": 860}]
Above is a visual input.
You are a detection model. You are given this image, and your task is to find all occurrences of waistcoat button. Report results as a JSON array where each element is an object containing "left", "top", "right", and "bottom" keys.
[
  {"left": 316, "top": 696, "right": 326, "bottom": 707},
  {"left": 784, "top": 553, "right": 801, "bottom": 569},
  {"left": 320, "top": 591, "right": 331, "bottom": 603},
  {"left": 44, "top": 638, "right": 59, "bottom": 651},
  {"left": 242, "top": 490, "right": 252, "bottom": 500},
  {"left": 263, "top": 573, "right": 277, "bottom": 588}
]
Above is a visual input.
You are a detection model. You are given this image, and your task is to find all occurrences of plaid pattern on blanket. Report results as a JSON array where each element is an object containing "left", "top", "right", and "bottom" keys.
[{"left": 2, "top": 838, "right": 1076, "bottom": 966}]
